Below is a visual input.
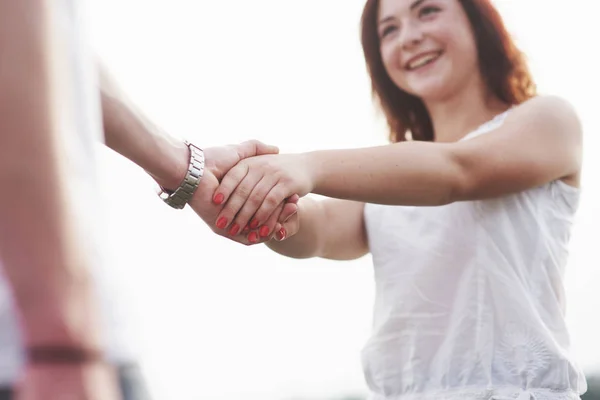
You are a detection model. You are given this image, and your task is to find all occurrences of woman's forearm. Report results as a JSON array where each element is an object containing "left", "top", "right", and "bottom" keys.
[
  {"left": 265, "top": 197, "right": 326, "bottom": 259},
  {"left": 307, "top": 141, "right": 461, "bottom": 206}
]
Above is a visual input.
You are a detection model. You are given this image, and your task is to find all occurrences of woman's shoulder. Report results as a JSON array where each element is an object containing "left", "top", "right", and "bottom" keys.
[
  {"left": 509, "top": 94, "right": 581, "bottom": 133},
  {"left": 508, "top": 94, "right": 583, "bottom": 188}
]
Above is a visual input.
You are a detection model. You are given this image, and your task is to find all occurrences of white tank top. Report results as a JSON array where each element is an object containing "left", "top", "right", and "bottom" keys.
[{"left": 362, "top": 111, "right": 587, "bottom": 400}]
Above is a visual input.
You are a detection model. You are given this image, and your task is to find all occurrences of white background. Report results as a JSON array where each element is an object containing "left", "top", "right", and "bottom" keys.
[{"left": 87, "top": 1, "right": 600, "bottom": 399}]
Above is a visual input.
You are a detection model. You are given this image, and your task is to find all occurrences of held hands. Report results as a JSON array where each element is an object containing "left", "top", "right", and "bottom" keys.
[
  {"left": 210, "top": 153, "right": 314, "bottom": 244},
  {"left": 154, "top": 140, "right": 308, "bottom": 245},
  {"left": 165, "top": 140, "right": 300, "bottom": 246}
]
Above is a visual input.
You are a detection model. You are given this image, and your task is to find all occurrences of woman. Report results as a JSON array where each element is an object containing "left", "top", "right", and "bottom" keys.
[{"left": 211, "top": 0, "right": 587, "bottom": 398}]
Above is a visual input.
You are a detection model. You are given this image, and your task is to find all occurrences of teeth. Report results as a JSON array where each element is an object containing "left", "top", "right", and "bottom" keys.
[{"left": 408, "top": 53, "right": 440, "bottom": 70}]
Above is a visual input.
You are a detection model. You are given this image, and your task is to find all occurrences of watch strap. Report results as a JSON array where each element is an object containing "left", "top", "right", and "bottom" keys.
[{"left": 158, "top": 141, "right": 204, "bottom": 209}]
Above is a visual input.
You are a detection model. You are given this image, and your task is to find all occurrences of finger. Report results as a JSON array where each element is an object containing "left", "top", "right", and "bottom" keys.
[
  {"left": 273, "top": 223, "right": 284, "bottom": 241},
  {"left": 251, "top": 202, "right": 285, "bottom": 242},
  {"left": 234, "top": 139, "right": 279, "bottom": 160},
  {"left": 215, "top": 170, "right": 263, "bottom": 232},
  {"left": 251, "top": 200, "right": 296, "bottom": 242},
  {"left": 274, "top": 213, "right": 299, "bottom": 242},
  {"left": 221, "top": 229, "right": 255, "bottom": 247},
  {"left": 286, "top": 194, "right": 300, "bottom": 204},
  {"left": 222, "top": 226, "right": 254, "bottom": 246},
  {"left": 212, "top": 163, "right": 248, "bottom": 206},
  {"left": 250, "top": 184, "right": 290, "bottom": 228},
  {"left": 277, "top": 202, "right": 298, "bottom": 224},
  {"left": 230, "top": 175, "right": 279, "bottom": 233}
]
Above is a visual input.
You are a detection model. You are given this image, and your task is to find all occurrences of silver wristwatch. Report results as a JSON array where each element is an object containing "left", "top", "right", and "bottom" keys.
[{"left": 158, "top": 140, "right": 205, "bottom": 209}]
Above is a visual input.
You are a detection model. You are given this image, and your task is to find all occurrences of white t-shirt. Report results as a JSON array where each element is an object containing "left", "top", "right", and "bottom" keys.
[
  {"left": 0, "top": 0, "right": 137, "bottom": 386},
  {"left": 362, "top": 111, "right": 587, "bottom": 400}
]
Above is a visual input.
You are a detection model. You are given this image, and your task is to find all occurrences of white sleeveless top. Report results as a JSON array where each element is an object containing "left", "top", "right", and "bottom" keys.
[{"left": 362, "top": 111, "right": 587, "bottom": 400}]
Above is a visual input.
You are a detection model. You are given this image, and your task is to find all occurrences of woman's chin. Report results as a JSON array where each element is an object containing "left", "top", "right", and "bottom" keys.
[
  {"left": 402, "top": 76, "right": 454, "bottom": 102},
  {"left": 408, "top": 86, "right": 454, "bottom": 103}
]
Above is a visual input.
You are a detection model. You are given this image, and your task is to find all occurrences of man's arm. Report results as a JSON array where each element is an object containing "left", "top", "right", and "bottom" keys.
[
  {"left": 98, "top": 63, "right": 188, "bottom": 190},
  {"left": 0, "top": 0, "right": 102, "bottom": 357},
  {"left": 0, "top": 2, "right": 120, "bottom": 399},
  {"left": 97, "top": 63, "right": 297, "bottom": 244}
]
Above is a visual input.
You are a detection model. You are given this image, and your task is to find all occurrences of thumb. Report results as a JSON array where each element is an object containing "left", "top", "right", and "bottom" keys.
[{"left": 235, "top": 140, "right": 279, "bottom": 159}]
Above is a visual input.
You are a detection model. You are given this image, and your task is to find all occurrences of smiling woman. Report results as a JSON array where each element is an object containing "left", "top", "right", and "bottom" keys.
[
  {"left": 86, "top": 0, "right": 598, "bottom": 399},
  {"left": 208, "top": 0, "right": 587, "bottom": 399},
  {"left": 362, "top": 0, "right": 535, "bottom": 142}
]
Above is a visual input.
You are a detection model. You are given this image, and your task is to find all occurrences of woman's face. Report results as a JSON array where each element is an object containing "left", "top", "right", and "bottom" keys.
[{"left": 377, "top": 0, "right": 480, "bottom": 102}]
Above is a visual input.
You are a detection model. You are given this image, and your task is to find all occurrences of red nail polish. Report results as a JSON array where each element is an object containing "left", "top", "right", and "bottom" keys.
[
  {"left": 248, "top": 232, "right": 259, "bottom": 244},
  {"left": 243, "top": 226, "right": 250, "bottom": 233},
  {"left": 250, "top": 219, "right": 260, "bottom": 229},
  {"left": 259, "top": 226, "right": 270, "bottom": 238},
  {"left": 216, "top": 217, "right": 228, "bottom": 229},
  {"left": 213, "top": 193, "right": 225, "bottom": 205},
  {"left": 228, "top": 224, "right": 240, "bottom": 236},
  {"left": 277, "top": 228, "right": 287, "bottom": 241}
]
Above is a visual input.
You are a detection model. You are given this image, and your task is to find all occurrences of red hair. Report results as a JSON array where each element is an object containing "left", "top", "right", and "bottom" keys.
[{"left": 360, "top": 0, "right": 536, "bottom": 142}]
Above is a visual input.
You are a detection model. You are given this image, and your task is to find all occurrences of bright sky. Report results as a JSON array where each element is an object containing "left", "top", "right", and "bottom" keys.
[{"left": 87, "top": 1, "right": 600, "bottom": 399}]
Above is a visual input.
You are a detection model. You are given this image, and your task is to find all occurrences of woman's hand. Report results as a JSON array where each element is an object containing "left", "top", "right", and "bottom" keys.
[
  {"left": 211, "top": 153, "right": 313, "bottom": 243},
  {"left": 271, "top": 204, "right": 299, "bottom": 243},
  {"left": 178, "top": 141, "right": 299, "bottom": 246},
  {"left": 244, "top": 194, "right": 300, "bottom": 244}
]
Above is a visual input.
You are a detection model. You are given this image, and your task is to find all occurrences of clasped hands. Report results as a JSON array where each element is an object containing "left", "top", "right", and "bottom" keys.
[{"left": 179, "top": 139, "right": 314, "bottom": 245}]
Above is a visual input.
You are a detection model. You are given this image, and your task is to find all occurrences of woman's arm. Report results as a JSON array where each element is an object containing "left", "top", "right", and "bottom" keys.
[
  {"left": 212, "top": 95, "right": 582, "bottom": 234},
  {"left": 308, "top": 95, "right": 582, "bottom": 204},
  {"left": 266, "top": 198, "right": 368, "bottom": 260}
]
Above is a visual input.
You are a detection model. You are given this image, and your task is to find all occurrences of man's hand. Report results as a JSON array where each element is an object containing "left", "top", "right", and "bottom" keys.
[{"left": 16, "top": 364, "right": 121, "bottom": 400}]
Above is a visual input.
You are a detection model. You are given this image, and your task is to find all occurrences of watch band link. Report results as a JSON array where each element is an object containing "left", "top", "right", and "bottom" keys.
[{"left": 158, "top": 141, "right": 204, "bottom": 209}]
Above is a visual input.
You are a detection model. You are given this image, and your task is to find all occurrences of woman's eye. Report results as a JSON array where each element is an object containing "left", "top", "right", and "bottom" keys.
[
  {"left": 380, "top": 25, "right": 397, "bottom": 38},
  {"left": 420, "top": 6, "right": 440, "bottom": 18}
]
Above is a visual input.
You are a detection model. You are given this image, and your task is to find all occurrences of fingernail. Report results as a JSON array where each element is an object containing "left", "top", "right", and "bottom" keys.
[
  {"left": 228, "top": 224, "right": 240, "bottom": 236},
  {"left": 216, "top": 217, "right": 228, "bottom": 229},
  {"left": 248, "top": 232, "right": 259, "bottom": 244},
  {"left": 276, "top": 228, "right": 287, "bottom": 241},
  {"left": 250, "top": 219, "right": 260, "bottom": 229},
  {"left": 259, "top": 226, "right": 270, "bottom": 238},
  {"left": 243, "top": 226, "right": 250, "bottom": 233},
  {"left": 213, "top": 193, "right": 225, "bottom": 205}
]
